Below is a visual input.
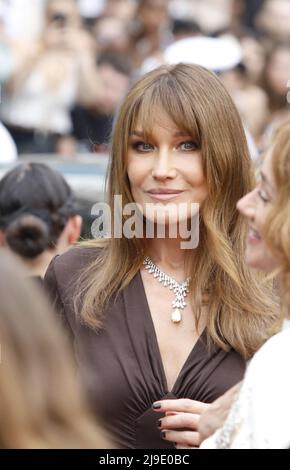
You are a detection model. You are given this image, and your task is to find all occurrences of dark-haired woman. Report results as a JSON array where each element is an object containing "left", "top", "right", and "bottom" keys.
[{"left": 0, "top": 162, "right": 82, "bottom": 280}]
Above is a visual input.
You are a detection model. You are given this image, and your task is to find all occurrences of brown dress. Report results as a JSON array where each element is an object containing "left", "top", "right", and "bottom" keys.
[{"left": 44, "top": 247, "right": 246, "bottom": 449}]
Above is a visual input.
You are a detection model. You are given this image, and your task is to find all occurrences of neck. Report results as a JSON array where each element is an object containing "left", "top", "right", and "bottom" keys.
[
  {"left": 17, "top": 250, "right": 57, "bottom": 278},
  {"left": 146, "top": 238, "right": 191, "bottom": 280}
]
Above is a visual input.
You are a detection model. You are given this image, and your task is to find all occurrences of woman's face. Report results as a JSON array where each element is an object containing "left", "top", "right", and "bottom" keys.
[
  {"left": 127, "top": 111, "right": 208, "bottom": 231},
  {"left": 237, "top": 150, "right": 279, "bottom": 272},
  {"left": 139, "top": 0, "right": 169, "bottom": 32},
  {"left": 267, "top": 48, "right": 290, "bottom": 96}
]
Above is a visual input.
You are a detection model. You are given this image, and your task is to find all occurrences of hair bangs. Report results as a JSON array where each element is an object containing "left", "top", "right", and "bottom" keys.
[{"left": 128, "top": 74, "right": 201, "bottom": 146}]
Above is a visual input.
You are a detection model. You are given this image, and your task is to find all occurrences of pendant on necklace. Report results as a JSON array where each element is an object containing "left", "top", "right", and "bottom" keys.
[
  {"left": 143, "top": 256, "right": 191, "bottom": 325},
  {"left": 171, "top": 308, "right": 182, "bottom": 323}
]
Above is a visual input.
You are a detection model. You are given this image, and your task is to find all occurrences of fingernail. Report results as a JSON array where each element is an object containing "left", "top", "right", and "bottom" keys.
[
  {"left": 157, "top": 419, "right": 162, "bottom": 429},
  {"left": 160, "top": 431, "right": 166, "bottom": 439},
  {"left": 152, "top": 402, "right": 161, "bottom": 409}
]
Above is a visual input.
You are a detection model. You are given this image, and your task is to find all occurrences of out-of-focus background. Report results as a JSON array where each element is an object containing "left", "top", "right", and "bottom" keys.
[{"left": 1, "top": 0, "right": 290, "bottom": 235}]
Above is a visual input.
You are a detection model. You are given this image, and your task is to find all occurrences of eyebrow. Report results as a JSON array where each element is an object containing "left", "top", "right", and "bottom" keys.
[
  {"left": 130, "top": 130, "right": 192, "bottom": 137},
  {"left": 260, "top": 171, "right": 274, "bottom": 192}
]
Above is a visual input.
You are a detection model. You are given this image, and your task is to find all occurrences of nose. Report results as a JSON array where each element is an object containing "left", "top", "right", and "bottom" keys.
[
  {"left": 237, "top": 189, "right": 257, "bottom": 220},
  {"left": 151, "top": 146, "right": 177, "bottom": 181}
]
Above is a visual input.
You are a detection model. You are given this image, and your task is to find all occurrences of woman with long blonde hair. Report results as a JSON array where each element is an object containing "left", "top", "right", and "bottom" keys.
[
  {"left": 0, "top": 249, "right": 110, "bottom": 449},
  {"left": 201, "top": 119, "right": 290, "bottom": 448},
  {"left": 45, "top": 63, "right": 278, "bottom": 449}
]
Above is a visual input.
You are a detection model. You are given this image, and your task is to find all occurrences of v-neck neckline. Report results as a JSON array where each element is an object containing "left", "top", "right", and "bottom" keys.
[{"left": 137, "top": 270, "right": 205, "bottom": 395}]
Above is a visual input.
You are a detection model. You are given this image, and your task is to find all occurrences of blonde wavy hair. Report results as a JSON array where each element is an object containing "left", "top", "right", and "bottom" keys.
[
  {"left": 0, "top": 249, "right": 110, "bottom": 449},
  {"left": 264, "top": 120, "right": 290, "bottom": 315},
  {"left": 76, "top": 64, "right": 279, "bottom": 360}
]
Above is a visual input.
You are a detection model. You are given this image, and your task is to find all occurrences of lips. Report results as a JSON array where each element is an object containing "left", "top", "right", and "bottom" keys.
[
  {"left": 247, "top": 226, "right": 262, "bottom": 244},
  {"left": 146, "top": 189, "right": 184, "bottom": 201},
  {"left": 147, "top": 189, "right": 184, "bottom": 195}
]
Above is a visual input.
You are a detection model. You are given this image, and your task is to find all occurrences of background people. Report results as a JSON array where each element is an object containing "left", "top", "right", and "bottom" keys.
[
  {"left": 0, "top": 249, "right": 110, "bottom": 449},
  {"left": 0, "top": 121, "right": 17, "bottom": 162},
  {"left": 0, "top": 162, "right": 82, "bottom": 279},
  {"left": 200, "top": 119, "right": 290, "bottom": 448},
  {"left": 1, "top": 0, "right": 289, "bottom": 156}
]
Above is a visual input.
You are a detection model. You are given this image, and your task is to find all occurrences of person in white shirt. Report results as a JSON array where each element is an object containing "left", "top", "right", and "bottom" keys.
[
  {"left": 200, "top": 118, "right": 290, "bottom": 449},
  {"left": 0, "top": 121, "right": 17, "bottom": 162}
]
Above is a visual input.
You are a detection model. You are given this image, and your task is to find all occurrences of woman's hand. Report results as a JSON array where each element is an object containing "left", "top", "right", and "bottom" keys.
[
  {"left": 152, "top": 399, "right": 210, "bottom": 448},
  {"left": 198, "top": 383, "right": 241, "bottom": 444}
]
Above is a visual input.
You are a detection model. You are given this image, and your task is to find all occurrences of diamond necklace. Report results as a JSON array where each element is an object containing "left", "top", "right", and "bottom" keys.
[{"left": 143, "top": 256, "right": 191, "bottom": 324}]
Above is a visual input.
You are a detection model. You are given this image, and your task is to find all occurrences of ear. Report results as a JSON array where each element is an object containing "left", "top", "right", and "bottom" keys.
[
  {"left": 56, "top": 215, "right": 83, "bottom": 253},
  {"left": 67, "top": 215, "right": 82, "bottom": 246}
]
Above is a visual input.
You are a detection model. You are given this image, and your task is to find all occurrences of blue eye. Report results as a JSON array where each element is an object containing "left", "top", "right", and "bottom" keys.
[
  {"left": 179, "top": 141, "right": 198, "bottom": 151},
  {"left": 133, "top": 141, "right": 154, "bottom": 152}
]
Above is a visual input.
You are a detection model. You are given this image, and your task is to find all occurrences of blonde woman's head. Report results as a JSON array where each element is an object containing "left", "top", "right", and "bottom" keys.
[{"left": 237, "top": 119, "right": 290, "bottom": 313}]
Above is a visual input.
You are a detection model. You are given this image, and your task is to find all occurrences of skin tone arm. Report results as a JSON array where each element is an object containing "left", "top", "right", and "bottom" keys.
[
  {"left": 7, "top": 25, "right": 103, "bottom": 108},
  {"left": 198, "top": 382, "right": 241, "bottom": 444},
  {"left": 64, "top": 28, "right": 104, "bottom": 108}
]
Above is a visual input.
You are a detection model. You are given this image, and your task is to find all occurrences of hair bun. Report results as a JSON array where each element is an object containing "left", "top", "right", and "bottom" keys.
[{"left": 5, "top": 214, "right": 51, "bottom": 258}]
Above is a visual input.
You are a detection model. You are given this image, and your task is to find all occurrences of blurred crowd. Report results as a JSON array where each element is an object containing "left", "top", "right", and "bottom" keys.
[{"left": 0, "top": 0, "right": 290, "bottom": 156}]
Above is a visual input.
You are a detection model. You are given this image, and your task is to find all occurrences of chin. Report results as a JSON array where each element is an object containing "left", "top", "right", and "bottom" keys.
[
  {"left": 246, "top": 254, "right": 277, "bottom": 273},
  {"left": 245, "top": 250, "right": 265, "bottom": 271},
  {"left": 246, "top": 259, "right": 266, "bottom": 271}
]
